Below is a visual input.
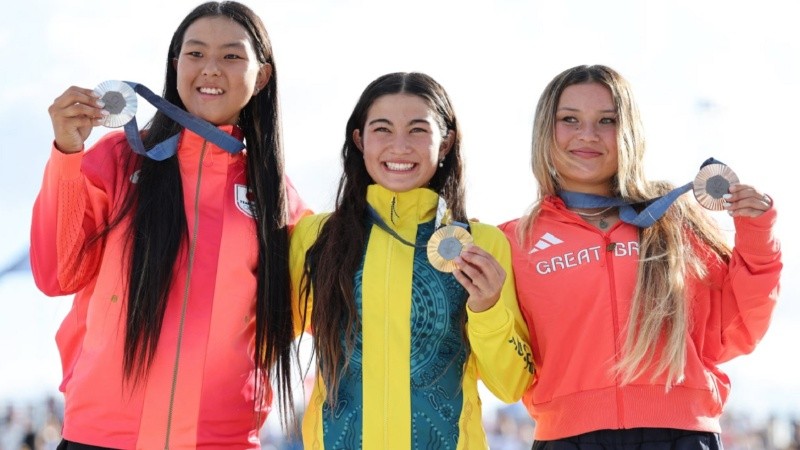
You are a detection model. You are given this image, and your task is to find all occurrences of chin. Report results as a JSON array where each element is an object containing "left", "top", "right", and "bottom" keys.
[{"left": 383, "top": 182, "right": 423, "bottom": 193}]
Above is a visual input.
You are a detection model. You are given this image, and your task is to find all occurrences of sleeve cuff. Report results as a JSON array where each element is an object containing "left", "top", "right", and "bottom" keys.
[
  {"left": 467, "top": 299, "right": 511, "bottom": 335},
  {"left": 734, "top": 206, "right": 780, "bottom": 255},
  {"left": 50, "top": 142, "right": 84, "bottom": 180}
]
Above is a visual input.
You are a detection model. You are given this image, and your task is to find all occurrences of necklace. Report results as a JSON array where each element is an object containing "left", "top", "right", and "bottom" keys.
[
  {"left": 572, "top": 206, "right": 613, "bottom": 217},
  {"left": 573, "top": 206, "right": 614, "bottom": 229}
]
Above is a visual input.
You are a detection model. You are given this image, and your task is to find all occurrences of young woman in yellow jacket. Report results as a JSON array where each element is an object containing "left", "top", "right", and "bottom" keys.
[{"left": 290, "top": 72, "right": 533, "bottom": 449}]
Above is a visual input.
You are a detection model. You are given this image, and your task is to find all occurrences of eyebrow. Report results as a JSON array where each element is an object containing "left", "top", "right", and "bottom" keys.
[
  {"left": 366, "top": 118, "right": 432, "bottom": 126},
  {"left": 182, "top": 39, "right": 249, "bottom": 50},
  {"left": 558, "top": 106, "right": 617, "bottom": 114}
]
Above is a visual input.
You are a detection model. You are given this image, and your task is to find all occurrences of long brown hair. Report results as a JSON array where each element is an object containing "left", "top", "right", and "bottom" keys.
[
  {"left": 519, "top": 65, "right": 731, "bottom": 386},
  {"left": 299, "top": 72, "right": 465, "bottom": 402}
]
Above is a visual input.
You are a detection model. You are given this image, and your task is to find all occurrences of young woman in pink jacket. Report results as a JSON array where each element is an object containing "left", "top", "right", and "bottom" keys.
[
  {"left": 500, "top": 64, "right": 782, "bottom": 449},
  {"left": 31, "top": 2, "right": 309, "bottom": 448}
]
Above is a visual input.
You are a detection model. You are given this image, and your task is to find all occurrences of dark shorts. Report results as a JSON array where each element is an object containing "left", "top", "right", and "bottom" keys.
[
  {"left": 532, "top": 428, "right": 723, "bottom": 450},
  {"left": 57, "top": 440, "right": 119, "bottom": 450}
]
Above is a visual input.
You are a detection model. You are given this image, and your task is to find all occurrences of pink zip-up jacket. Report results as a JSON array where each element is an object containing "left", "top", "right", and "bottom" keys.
[
  {"left": 499, "top": 195, "right": 781, "bottom": 441},
  {"left": 30, "top": 127, "right": 310, "bottom": 449}
]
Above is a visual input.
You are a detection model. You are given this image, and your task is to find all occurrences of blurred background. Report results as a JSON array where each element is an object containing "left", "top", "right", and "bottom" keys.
[{"left": 1, "top": 0, "right": 797, "bottom": 448}]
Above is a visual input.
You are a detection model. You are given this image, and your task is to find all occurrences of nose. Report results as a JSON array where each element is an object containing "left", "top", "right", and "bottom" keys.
[
  {"left": 576, "top": 122, "right": 599, "bottom": 141},
  {"left": 391, "top": 134, "right": 412, "bottom": 153},
  {"left": 203, "top": 59, "right": 221, "bottom": 77}
]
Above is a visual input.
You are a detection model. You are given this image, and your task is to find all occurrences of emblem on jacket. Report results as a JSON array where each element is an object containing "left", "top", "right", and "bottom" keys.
[{"left": 235, "top": 184, "right": 255, "bottom": 217}]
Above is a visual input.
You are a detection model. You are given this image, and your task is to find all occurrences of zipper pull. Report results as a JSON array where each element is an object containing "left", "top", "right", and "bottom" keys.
[{"left": 390, "top": 195, "right": 399, "bottom": 225}]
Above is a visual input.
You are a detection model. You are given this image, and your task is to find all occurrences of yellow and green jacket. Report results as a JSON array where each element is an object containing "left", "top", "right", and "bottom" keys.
[{"left": 290, "top": 184, "right": 533, "bottom": 450}]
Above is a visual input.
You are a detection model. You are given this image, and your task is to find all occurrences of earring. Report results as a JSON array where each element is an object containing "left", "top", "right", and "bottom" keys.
[{"left": 438, "top": 159, "right": 444, "bottom": 168}]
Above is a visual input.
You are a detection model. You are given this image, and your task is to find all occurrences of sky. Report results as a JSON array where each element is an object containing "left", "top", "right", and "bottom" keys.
[{"left": 0, "top": 0, "right": 798, "bottom": 421}]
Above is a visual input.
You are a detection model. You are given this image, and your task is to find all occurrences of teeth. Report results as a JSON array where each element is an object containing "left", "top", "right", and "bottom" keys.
[
  {"left": 199, "top": 87, "right": 223, "bottom": 95},
  {"left": 385, "top": 162, "right": 414, "bottom": 171}
]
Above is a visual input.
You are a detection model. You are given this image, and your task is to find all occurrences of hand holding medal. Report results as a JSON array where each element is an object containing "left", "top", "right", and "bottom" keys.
[
  {"left": 449, "top": 242, "right": 508, "bottom": 313},
  {"left": 47, "top": 85, "right": 115, "bottom": 154},
  {"left": 424, "top": 206, "right": 507, "bottom": 311}
]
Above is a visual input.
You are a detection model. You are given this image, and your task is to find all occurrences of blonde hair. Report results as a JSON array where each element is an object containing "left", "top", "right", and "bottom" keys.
[{"left": 518, "top": 65, "right": 731, "bottom": 387}]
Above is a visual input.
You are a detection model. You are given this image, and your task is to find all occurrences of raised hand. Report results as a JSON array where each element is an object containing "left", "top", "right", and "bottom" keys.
[
  {"left": 452, "top": 244, "right": 506, "bottom": 313},
  {"left": 724, "top": 184, "right": 773, "bottom": 218},
  {"left": 47, "top": 86, "right": 108, "bottom": 153}
]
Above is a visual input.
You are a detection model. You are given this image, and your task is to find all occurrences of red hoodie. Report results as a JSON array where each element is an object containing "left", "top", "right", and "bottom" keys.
[
  {"left": 30, "top": 128, "right": 310, "bottom": 449},
  {"left": 499, "top": 195, "right": 781, "bottom": 441}
]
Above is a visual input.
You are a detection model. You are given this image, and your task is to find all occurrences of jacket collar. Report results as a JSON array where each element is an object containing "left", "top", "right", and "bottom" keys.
[
  {"left": 366, "top": 184, "right": 438, "bottom": 228},
  {"left": 177, "top": 124, "right": 245, "bottom": 158}
]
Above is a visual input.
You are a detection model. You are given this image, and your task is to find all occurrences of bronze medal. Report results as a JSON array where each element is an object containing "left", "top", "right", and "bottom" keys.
[{"left": 693, "top": 162, "right": 739, "bottom": 211}]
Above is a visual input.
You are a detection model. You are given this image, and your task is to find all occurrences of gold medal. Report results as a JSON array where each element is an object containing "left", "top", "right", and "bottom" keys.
[
  {"left": 427, "top": 225, "right": 473, "bottom": 272},
  {"left": 93, "top": 80, "right": 137, "bottom": 128},
  {"left": 693, "top": 162, "right": 739, "bottom": 211}
]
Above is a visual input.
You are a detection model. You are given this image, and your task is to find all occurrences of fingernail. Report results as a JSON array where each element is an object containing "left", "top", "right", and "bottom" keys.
[
  {"left": 722, "top": 202, "right": 731, "bottom": 208},
  {"left": 722, "top": 194, "right": 732, "bottom": 200},
  {"left": 96, "top": 100, "right": 105, "bottom": 108}
]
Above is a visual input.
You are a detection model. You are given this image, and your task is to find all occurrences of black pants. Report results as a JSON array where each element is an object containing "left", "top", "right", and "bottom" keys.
[
  {"left": 532, "top": 428, "right": 723, "bottom": 450},
  {"left": 57, "top": 440, "right": 119, "bottom": 450}
]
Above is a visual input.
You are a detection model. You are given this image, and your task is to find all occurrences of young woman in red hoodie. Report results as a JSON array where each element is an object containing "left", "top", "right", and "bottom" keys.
[
  {"left": 500, "top": 64, "right": 781, "bottom": 449},
  {"left": 31, "top": 2, "right": 309, "bottom": 448}
]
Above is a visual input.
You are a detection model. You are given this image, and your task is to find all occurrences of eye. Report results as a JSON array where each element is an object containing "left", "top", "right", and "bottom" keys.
[
  {"left": 410, "top": 127, "right": 429, "bottom": 133},
  {"left": 372, "top": 126, "right": 391, "bottom": 133},
  {"left": 560, "top": 116, "right": 578, "bottom": 124},
  {"left": 224, "top": 53, "right": 244, "bottom": 60},
  {"left": 600, "top": 117, "right": 617, "bottom": 125},
  {"left": 185, "top": 51, "right": 203, "bottom": 58}
]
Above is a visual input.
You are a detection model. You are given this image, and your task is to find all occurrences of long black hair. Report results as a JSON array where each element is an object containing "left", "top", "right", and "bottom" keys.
[
  {"left": 90, "top": 0, "right": 295, "bottom": 426},
  {"left": 299, "top": 72, "right": 465, "bottom": 401}
]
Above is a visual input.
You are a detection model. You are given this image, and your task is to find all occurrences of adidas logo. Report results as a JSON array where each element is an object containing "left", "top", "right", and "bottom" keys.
[{"left": 528, "top": 232, "right": 563, "bottom": 254}]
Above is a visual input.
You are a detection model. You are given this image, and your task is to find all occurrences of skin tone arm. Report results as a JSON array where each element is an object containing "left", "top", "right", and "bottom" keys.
[
  {"left": 47, "top": 87, "right": 106, "bottom": 154},
  {"left": 452, "top": 245, "right": 506, "bottom": 313}
]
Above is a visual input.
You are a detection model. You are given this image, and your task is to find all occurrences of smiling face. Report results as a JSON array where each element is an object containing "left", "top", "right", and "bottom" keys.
[
  {"left": 175, "top": 16, "right": 271, "bottom": 125},
  {"left": 354, "top": 93, "right": 452, "bottom": 192},
  {"left": 553, "top": 82, "right": 619, "bottom": 195}
]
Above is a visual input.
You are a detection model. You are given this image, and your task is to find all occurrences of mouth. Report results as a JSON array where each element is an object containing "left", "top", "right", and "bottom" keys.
[
  {"left": 570, "top": 148, "right": 602, "bottom": 158},
  {"left": 384, "top": 162, "right": 416, "bottom": 172},
  {"left": 197, "top": 86, "right": 224, "bottom": 95}
]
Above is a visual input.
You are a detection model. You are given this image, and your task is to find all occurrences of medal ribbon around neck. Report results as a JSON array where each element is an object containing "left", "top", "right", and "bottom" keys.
[
  {"left": 93, "top": 80, "right": 245, "bottom": 161},
  {"left": 558, "top": 157, "right": 739, "bottom": 228},
  {"left": 365, "top": 196, "right": 472, "bottom": 272}
]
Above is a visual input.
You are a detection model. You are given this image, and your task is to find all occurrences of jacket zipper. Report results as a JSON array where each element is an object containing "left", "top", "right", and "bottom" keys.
[
  {"left": 163, "top": 141, "right": 207, "bottom": 449},
  {"left": 383, "top": 222, "right": 394, "bottom": 449},
  {"left": 604, "top": 235, "right": 625, "bottom": 428}
]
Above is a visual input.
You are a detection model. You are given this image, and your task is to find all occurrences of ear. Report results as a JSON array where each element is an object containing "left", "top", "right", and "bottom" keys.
[
  {"left": 255, "top": 63, "right": 272, "bottom": 93},
  {"left": 172, "top": 58, "right": 178, "bottom": 71},
  {"left": 438, "top": 130, "right": 454, "bottom": 161},
  {"left": 353, "top": 129, "right": 364, "bottom": 152}
]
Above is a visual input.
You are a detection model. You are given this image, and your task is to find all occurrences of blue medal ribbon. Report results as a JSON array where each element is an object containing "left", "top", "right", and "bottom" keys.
[
  {"left": 120, "top": 81, "right": 245, "bottom": 161},
  {"left": 559, "top": 157, "right": 726, "bottom": 228},
  {"left": 365, "top": 203, "right": 468, "bottom": 248}
]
